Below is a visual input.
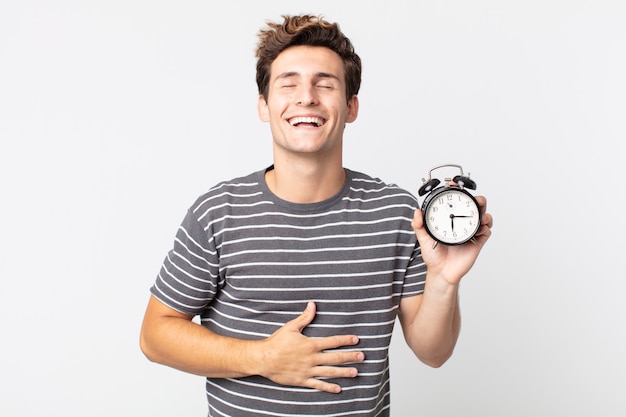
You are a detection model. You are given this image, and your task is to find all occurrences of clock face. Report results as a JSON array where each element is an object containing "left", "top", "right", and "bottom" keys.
[{"left": 422, "top": 188, "right": 481, "bottom": 245}]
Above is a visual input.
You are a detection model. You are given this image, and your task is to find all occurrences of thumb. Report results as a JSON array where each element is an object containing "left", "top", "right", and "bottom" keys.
[
  {"left": 411, "top": 209, "right": 428, "bottom": 238},
  {"left": 411, "top": 208, "right": 423, "bottom": 229},
  {"left": 288, "top": 301, "right": 316, "bottom": 333},
  {"left": 412, "top": 209, "right": 437, "bottom": 250}
]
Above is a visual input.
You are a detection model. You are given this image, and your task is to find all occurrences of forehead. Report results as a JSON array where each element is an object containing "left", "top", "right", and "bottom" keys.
[{"left": 270, "top": 45, "right": 346, "bottom": 80}]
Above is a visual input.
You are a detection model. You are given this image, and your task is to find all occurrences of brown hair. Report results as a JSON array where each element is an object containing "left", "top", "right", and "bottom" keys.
[{"left": 255, "top": 14, "right": 362, "bottom": 102}]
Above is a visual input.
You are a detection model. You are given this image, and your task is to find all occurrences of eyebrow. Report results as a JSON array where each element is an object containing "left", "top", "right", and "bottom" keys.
[{"left": 275, "top": 71, "right": 341, "bottom": 81}]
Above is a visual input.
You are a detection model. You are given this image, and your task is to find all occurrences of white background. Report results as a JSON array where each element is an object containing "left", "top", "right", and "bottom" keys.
[{"left": 1, "top": 1, "right": 625, "bottom": 416}]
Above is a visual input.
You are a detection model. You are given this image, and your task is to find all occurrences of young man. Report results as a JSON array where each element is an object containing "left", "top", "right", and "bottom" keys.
[{"left": 140, "top": 14, "right": 493, "bottom": 416}]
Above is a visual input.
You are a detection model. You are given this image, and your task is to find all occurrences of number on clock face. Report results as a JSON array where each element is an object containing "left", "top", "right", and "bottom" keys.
[{"left": 424, "top": 189, "right": 480, "bottom": 245}]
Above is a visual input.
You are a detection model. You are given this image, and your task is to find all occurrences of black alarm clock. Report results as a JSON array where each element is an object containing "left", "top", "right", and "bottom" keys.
[{"left": 418, "top": 164, "right": 481, "bottom": 246}]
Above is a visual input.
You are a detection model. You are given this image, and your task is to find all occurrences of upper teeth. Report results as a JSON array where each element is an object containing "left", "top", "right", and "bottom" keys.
[{"left": 290, "top": 116, "right": 324, "bottom": 127}]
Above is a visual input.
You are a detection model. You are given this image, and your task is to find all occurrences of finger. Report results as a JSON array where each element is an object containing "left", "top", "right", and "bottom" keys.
[
  {"left": 473, "top": 222, "right": 493, "bottom": 247},
  {"left": 317, "top": 348, "right": 364, "bottom": 366},
  {"left": 411, "top": 209, "right": 436, "bottom": 248},
  {"left": 305, "top": 377, "right": 344, "bottom": 394},
  {"left": 481, "top": 212, "right": 493, "bottom": 228},
  {"left": 475, "top": 195, "right": 487, "bottom": 213},
  {"left": 412, "top": 208, "right": 424, "bottom": 229},
  {"left": 315, "top": 334, "right": 361, "bottom": 352},
  {"left": 304, "top": 365, "right": 360, "bottom": 394},
  {"left": 314, "top": 365, "right": 359, "bottom": 382},
  {"left": 285, "top": 301, "right": 316, "bottom": 333}
]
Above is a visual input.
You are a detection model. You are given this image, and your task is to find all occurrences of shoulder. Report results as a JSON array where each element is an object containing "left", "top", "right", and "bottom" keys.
[
  {"left": 346, "top": 169, "right": 418, "bottom": 206},
  {"left": 187, "top": 168, "right": 270, "bottom": 220}
]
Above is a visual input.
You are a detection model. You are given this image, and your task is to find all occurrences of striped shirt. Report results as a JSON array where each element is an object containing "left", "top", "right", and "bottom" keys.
[{"left": 151, "top": 167, "right": 427, "bottom": 416}]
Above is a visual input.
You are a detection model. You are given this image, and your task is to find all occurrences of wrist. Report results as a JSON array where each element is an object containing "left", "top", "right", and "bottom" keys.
[
  {"left": 425, "top": 272, "right": 460, "bottom": 296},
  {"left": 236, "top": 339, "right": 261, "bottom": 378}
]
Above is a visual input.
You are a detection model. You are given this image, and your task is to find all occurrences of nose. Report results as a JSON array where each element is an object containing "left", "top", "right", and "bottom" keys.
[{"left": 296, "top": 85, "right": 319, "bottom": 106}]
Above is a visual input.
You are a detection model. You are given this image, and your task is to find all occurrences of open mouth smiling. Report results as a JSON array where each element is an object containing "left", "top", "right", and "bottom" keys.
[{"left": 288, "top": 116, "right": 326, "bottom": 127}]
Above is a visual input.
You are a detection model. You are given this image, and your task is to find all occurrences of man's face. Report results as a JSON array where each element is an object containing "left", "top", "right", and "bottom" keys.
[{"left": 258, "top": 45, "right": 359, "bottom": 158}]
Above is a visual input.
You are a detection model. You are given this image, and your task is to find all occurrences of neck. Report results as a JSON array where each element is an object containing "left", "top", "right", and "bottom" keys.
[{"left": 266, "top": 157, "right": 345, "bottom": 204}]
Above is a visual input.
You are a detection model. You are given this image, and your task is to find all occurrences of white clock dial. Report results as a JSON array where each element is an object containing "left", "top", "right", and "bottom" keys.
[{"left": 423, "top": 188, "right": 480, "bottom": 245}]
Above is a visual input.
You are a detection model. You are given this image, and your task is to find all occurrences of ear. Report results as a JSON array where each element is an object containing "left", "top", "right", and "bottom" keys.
[
  {"left": 345, "top": 95, "right": 359, "bottom": 123},
  {"left": 257, "top": 95, "right": 269, "bottom": 122}
]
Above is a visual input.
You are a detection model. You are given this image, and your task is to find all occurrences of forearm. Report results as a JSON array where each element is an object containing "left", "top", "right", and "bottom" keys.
[
  {"left": 400, "top": 273, "right": 461, "bottom": 367},
  {"left": 403, "top": 198, "right": 492, "bottom": 367},
  {"left": 140, "top": 308, "right": 262, "bottom": 378},
  {"left": 140, "top": 298, "right": 364, "bottom": 393}
]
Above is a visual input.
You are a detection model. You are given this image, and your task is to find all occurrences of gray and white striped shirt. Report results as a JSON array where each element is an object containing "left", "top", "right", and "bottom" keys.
[{"left": 151, "top": 167, "right": 427, "bottom": 416}]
